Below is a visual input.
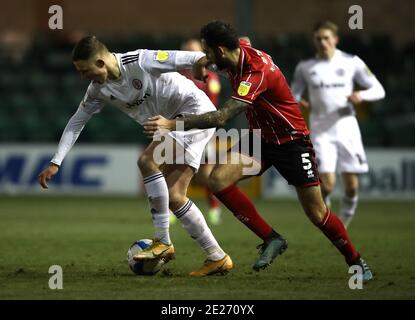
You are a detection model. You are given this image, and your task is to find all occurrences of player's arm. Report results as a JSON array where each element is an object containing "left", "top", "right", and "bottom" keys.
[
  {"left": 38, "top": 86, "right": 103, "bottom": 189},
  {"left": 291, "top": 62, "right": 310, "bottom": 108},
  {"left": 38, "top": 107, "right": 93, "bottom": 188},
  {"left": 349, "top": 56, "right": 385, "bottom": 104},
  {"left": 140, "top": 50, "right": 206, "bottom": 76},
  {"left": 143, "top": 99, "right": 248, "bottom": 136}
]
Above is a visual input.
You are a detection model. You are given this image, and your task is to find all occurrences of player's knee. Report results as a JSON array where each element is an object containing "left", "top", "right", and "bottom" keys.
[
  {"left": 307, "top": 206, "right": 326, "bottom": 226},
  {"left": 344, "top": 187, "right": 358, "bottom": 198},
  {"left": 137, "top": 153, "right": 156, "bottom": 172},
  {"left": 208, "top": 171, "right": 228, "bottom": 193},
  {"left": 168, "top": 189, "right": 187, "bottom": 210},
  {"left": 300, "top": 194, "right": 327, "bottom": 225},
  {"left": 321, "top": 182, "right": 334, "bottom": 196}
]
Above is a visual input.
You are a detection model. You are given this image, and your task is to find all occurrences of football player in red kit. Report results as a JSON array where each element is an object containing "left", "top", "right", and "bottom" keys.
[{"left": 144, "top": 21, "right": 373, "bottom": 281}]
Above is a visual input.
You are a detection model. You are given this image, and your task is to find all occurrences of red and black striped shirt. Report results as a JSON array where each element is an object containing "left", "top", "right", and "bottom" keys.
[{"left": 229, "top": 40, "right": 309, "bottom": 145}]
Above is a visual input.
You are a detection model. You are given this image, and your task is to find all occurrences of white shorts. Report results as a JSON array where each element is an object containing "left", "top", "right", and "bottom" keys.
[
  {"left": 152, "top": 86, "right": 217, "bottom": 171},
  {"left": 311, "top": 116, "right": 368, "bottom": 174},
  {"left": 151, "top": 128, "right": 215, "bottom": 172}
]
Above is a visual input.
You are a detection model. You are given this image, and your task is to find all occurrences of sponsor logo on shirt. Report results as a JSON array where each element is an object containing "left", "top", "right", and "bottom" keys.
[
  {"left": 237, "top": 81, "right": 252, "bottom": 96},
  {"left": 336, "top": 68, "right": 345, "bottom": 76},
  {"left": 126, "top": 93, "right": 151, "bottom": 108},
  {"left": 312, "top": 81, "right": 345, "bottom": 89},
  {"left": 132, "top": 79, "right": 142, "bottom": 90},
  {"left": 153, "top": 51, "right": 169, "bottom": 62}
]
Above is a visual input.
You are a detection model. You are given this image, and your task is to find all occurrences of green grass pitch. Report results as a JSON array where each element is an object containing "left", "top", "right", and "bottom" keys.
[{"left": 0, "top": 196, "right": 414, "bottom": 300}]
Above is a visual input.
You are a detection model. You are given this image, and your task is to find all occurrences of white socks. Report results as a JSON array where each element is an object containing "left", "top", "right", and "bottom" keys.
[
  {"left": 174, "top": 200, "right": 226, "bottom": 261},
  {"left": 143, "top": 172, "right": 171, "bottom": 245},
  {"left": 143, "top": 173, "right": 226, "bottom": 261},
  {"left": 340, "top": 195, "right": 359, "bottom": 228}
]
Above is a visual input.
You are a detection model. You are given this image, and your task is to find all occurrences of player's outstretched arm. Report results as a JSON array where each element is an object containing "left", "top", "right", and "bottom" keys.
[
  {"left": 143, "top": 98, "right": 248, "bottom": 136},
  {"left": 38, "top": 163, "right": 60, "bottom": 189},
  {"left": 38, "top": 105, "right": 94, "bottom": 189},
  {"left": 141, "top": 50, "right": 205, "bottom": 76}
]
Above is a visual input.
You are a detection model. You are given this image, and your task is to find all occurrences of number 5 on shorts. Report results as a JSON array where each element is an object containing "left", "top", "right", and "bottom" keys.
[{"left": 301, "top": 153, "right": 312, "bottom": 170}]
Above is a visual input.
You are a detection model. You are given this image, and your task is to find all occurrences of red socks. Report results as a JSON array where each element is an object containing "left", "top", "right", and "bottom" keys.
[
  {"left": 319, "top": 208, "right": 360, "bottom": 265},
  {"left": 214, "top": 185, "right": 274, "bottom": 240},
  {"left": 214, "top": 185, "right": 359, "bottom": 265}
]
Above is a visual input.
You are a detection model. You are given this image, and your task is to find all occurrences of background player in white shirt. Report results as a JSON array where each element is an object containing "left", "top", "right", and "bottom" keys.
[
  {"left": 291, "top": 21, "right": 385, "bottom": 228},
  {"left": 37, "top": 36, "right": 233, "bottom": 276}
]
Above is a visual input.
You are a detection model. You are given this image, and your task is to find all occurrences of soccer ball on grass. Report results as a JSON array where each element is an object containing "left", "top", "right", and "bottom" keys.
[{"left": 127, "top": 239, "right": 164, "bottom": 275}]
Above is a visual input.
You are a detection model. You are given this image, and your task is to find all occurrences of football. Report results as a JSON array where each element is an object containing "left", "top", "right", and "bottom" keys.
[{"left": 127, "top": 239, "right": 164, "bottom": 275}]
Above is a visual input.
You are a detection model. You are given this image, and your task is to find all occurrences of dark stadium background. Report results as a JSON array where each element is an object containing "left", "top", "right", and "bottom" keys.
[
  {"left": 1, "top": 0, "right": 414, "bottom": 145},
  {"left": 0, "top": 0, "right": 414, "bottom": 302}
]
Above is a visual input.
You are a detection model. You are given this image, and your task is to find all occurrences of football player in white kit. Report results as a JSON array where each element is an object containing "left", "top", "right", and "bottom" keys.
[
  {"left": 291, "top": 21, "right": 385, "bottom": 228},
  {"left": 38, "top": 36, "right": 233, "bottom": 276}
]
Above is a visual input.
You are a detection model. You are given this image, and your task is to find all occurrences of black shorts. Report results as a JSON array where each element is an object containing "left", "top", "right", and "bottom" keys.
[{"left": 233, "top": 133, "right": 320, "bottom": 187}]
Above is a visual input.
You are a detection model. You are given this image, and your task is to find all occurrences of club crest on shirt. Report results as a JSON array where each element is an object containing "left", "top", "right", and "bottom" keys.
[
  {"left": 132, "top": 79, "right": 142, "bottom": 90},
  {"left": 336, "top": 68, "right": 345, "bottom": 76},
  {"left": 237, "top": 81, "right": 252, "bottom": 96},
  {"left": 153, "top": 51, "right": 169, "bottom": 62}
]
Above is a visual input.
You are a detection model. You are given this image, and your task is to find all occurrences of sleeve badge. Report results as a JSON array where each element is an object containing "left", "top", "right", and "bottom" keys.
[
  {"left": 237, "top": 81, "right": 252, "bottom": 96},
  {"left": 153, "top": 51, "right": 170, "bottom": 62}
]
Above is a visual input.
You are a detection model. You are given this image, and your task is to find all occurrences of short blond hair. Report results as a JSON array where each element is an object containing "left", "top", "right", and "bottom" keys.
[{"left": 313, "top": 20, "right": 338, "bottom": 36}]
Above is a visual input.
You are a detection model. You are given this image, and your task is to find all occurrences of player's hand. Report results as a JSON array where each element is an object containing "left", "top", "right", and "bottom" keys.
[
  {"left": 193, "top": 56, "right": 209, "bottom": 82},
  {"left": 38, "top": 163, "right": 60, "bottom": 189},
  {"left": 143, "top": 116, "right": 176, "bottom": 138},
  {"left": 299, "top": 99, "right": 310, "bottom": 109},
  {"left": 348, "top": 91, "right": 362, "bottom": 105}
]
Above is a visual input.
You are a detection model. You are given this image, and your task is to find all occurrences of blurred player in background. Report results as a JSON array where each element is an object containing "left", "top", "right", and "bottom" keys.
[
  {"left": 38, "top": 36, "right": 233, "bottom": 276},
  {"left": 178, "top": 38, "right": 222, "bottom": 226},
  {"left": 144, "top": 21, "right": 373, "bottom": 281},
  {"left": 291, "top": 21, "right": 385, "bottom": 228}
]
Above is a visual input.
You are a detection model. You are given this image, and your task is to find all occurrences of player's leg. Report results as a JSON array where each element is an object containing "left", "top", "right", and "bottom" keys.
[
  {"left": 312, "top": 134, "right": 338, "bottom": 207},
  {"left": 162, "top": 163, "right": 232, "bottom": 276},
  {"left": 282, "top": 137, "right": 372, "bottom": 280},
  {"left": 133, "top": 140, "right": 177, "bottom": 264},
  {"left": 194, "top": 163, "right": 222, "bottom": 225},
  {"left": 295, "top": 185, "right": 372, "bottom": 280},
  {"left": 209, "top": 150, "right": 287, "bottom": 271},
  {"left": 204, "top": 137, "right": 222, "bottom": 225},
  {"left": 138, "top": 128, "right": 232, "bottom": 275},
  {"left": 320, "top": 172, "right": 336, "bottom": 208},
  {"left": 337, "top": 119, "right": 368, "bottom": 228},
  {"left": 136, "top": 140, "right": 171, "bottom": 248},
  {"left": 339, "top": 172, "right": 359, "bottom": 228}
]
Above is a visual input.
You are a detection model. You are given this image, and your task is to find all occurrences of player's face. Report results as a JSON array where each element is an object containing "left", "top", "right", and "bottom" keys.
[
  {"left": 73, "top": 59, "right": 107, "bottom": 84},
  {"left": 313, "top": 29, "right": 338, "bottom": 58},
  {"left": 201, "top": 40, "right": 228, "bottom": 70}
]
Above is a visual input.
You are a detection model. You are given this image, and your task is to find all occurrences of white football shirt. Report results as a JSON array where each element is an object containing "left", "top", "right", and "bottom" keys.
[
  {"left": 51, "top": 50, "right": 214, "bottom": 165},
  {"left": 291, "top": 49, "right": 385, "bottom": 132}
]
